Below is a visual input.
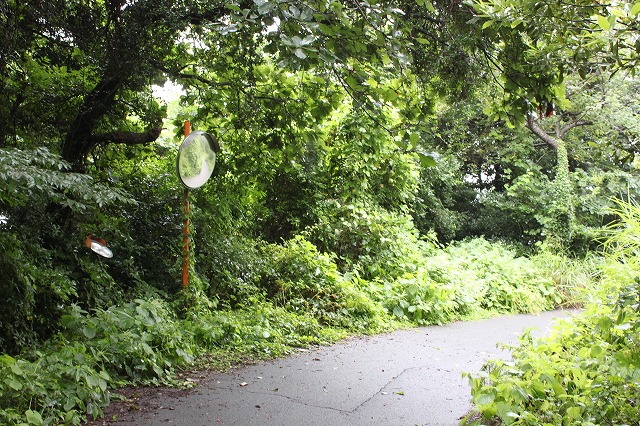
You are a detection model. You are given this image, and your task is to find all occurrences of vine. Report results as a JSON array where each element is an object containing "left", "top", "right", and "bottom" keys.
[{"left": 547, "top": 139, "right": 575, "bottom": 248}]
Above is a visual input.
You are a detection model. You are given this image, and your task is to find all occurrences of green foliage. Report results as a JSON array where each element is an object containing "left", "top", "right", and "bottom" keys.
[
  {"left": 0, "top": 232, "right": 73, "bottom": 354},
  {"left": 322, "top": 110, "right": 421, "bottom": 211},
  {"left": 412, "top": 156, "right": 474, "bottom": 243},
  {"left": 465, "top": 200, "right": 640, "bottom": 425},
  {"left": 466, "top": 288, "right": 640, "bottom": 425},
  {"left": 310, "top": 200, "right": 437, "bottom": 278},
  {"left": 0, "top": 147, "right": 132, "bottom": 212},
  {"left": 0, "top": 299, "right": 193, "bottom": 425},
  {"left": 530, "top": 249, "right": 602, "bottom": 308},
  {"left": 3, "top": 1, "right": 635, "bottom": 424},
  {"left": 0, "top": 147, "right": 137, "bottom": 353},
  {"left": 469, "top": 0, "right": 640, "bottom": 114},
  {"left": 433, "top": 239, "right": 558, "bottom": 315},
  {"left": 59, "top": 300, "right": 196, "bottom": 383},
  {"left": 545, "top": 139, "right": 575, "bottom": 248},
  {"left": 259, "top": 236, "right": 387, "bottom": 331}
]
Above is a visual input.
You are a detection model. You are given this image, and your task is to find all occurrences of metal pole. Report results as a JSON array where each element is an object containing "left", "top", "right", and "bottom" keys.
[{"left": 182, "top": 121, "right": 191, "bottom": 288}]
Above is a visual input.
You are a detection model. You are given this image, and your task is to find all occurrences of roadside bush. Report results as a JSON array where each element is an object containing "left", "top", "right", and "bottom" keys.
[
  {"left": 380, "top": 268, "right": 460, "bottom": 325},
  {"left": 188, "top": 302, "right": 343, "bottom": 358},
  {"left": 197, "top": 234, "right": 268, "bottom": 307},
  {"left": 437, "top": 238, "right": 559, "bottom": 315},
  {"left": 0, "top": 231, "right": 96, "bottom": 355},
  {"left": 309, "top": 199, "right": 437, "bottom": 280},
  {"left": 465, "top": 284, "right": 640, "bottom": 425},
  {"left": 0, "top": 299, "right": 195, "bottom": 425},
  {"left": 367, "top": 238, "right": 560, "bottom": 326},
  {"left": 464, "top": 200, "right": 640, "bottom": 425},
  {"left": 259, "top": 236, "right": 388, "bottom": 331},
  {"left": 59, "top": 300, "right": 196, "bottom": 382},
  {"left": 530, "top": 246, "right": 602, "bottom": 307}
]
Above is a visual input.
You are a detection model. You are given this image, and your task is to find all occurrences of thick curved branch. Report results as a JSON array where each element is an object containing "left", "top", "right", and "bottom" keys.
[
  {"left": 527, "top": 112, "right": 593, "bottom": 151},
  {"left": 91, "top": 125, "right": 162, "bottom": 146},
  {"left": 526, "top": 113, "right": 559, "bottom": 150}
]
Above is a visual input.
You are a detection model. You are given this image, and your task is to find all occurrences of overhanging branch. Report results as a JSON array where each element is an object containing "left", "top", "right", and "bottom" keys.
[{"left": 91, "top": 125, "right": 162, "bottom": 146}]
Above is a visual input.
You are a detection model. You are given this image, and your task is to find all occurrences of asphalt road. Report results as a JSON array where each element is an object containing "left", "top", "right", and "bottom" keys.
[{"left": 95, "top": 309, "right": 578, "bottom": 426}]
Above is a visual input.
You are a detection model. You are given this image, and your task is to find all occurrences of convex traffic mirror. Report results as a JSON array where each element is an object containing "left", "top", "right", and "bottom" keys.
[
  {"left": 85, "top": 235, "right": 113, "bottom": 258},
  {"left": 176, "top": 130, "right": 220, "bottom": 189}
]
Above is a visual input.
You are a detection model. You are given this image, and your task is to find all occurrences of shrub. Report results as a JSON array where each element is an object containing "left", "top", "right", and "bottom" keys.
[
  {"left": 438, "top": 238, "right": 559, "bottom": 314},
  {"left": 464, "top": 200, "right": 640, "bottom": 425},
  {"left": 309, "top": 199, "right": 437, "bottom": 280},
  {"left": 259, "top": 236, "right": 387, "bottom": 331}
]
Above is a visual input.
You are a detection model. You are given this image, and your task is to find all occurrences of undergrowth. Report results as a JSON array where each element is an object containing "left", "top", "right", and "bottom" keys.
[
  {"left": 0, "top": 236, "right": 570, "bottom": 425},
  {"left": 463, "top": 200, "right": 640, "bottom": 425}
]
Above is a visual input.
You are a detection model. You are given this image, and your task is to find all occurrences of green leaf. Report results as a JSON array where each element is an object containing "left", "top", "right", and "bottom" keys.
[
  {"left": 257, "top": 1, "right": 274, "bottom": 15},
  {"left": 482, "top": 20, "right": 494, "bottom": 30},
  {"left": 82, "top": 326, "right": 96, "bottom": 339},
  {"left": 596, "top": 15, "right": 611, "bottom": 30},
  {"left": 382, "top": 88, "right": 398, "bottom": 102},
  {"left": 7, "top": 378, "right": 24, "bottom": 391},
  {"left": 496, "top": 401, "right": 515, "bottom": 420},
  {"left": 318, "top": 24, "right": 334, "bottom": 36},
  {"left": 25, "top": 410, "right": 43, "bottom": 425},
  {"left": 97, "top": 377, "right": 108, "bottom": 392},
  {"left": 416, "top": 151, "right": 437, "bottom": 167},
  {"left": 476, "top": 392, "right": 495, "bottom": 405},
  {"left": 424, "top": 1, "right": 436, "bottom": 12},
  {"left": 10, "top": 362, "right": 23, "bottom": 375},
  {"left": 345, "top": 76, "right": 360, "bottom": 89},
  {"left": 408, "top": 132, "right": 420, "bottom": 147},
  {"left": 632, "top": 2, "right": 640, "bottom": 16},
  {"left": 393, "top": 305, "right": 405, "bottom": 318}
]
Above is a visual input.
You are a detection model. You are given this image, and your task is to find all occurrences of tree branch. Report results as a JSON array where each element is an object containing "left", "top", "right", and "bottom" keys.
[
  {"left": 91, "top": 125, "right": 162, "bottom": 146},
  {"left": 526, "top": 113, "right": 559, "bottom": 150},
  {"left": 557, "top": 120, "right": 593, "bottom": 139},
  {"left": 150, "top": 60, "right": 234, "bottom": 88}
]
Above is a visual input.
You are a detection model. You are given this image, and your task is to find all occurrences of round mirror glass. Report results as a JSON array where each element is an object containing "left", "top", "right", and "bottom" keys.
[
  {"left": 177, "top": 131, "right": 219, "bottom": 189},
  {"left": 85, "top": 236, "right": 113, "bottom": 258},
  {"left": 90, "top": 240, "right": 113, "bottom": 258}
]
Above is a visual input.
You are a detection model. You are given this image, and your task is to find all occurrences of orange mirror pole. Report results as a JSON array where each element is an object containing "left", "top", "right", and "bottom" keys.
[{"left": 182, "top": 121, "right": 191, "bottom": 288}]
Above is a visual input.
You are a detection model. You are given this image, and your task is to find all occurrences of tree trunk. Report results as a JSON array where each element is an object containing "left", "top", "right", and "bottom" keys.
[
  {"left": 61, "top": 77, "right": 123, "bottom": 171},
  {"left": 61, "top": 77, "right": 162, "bottom": 172}
]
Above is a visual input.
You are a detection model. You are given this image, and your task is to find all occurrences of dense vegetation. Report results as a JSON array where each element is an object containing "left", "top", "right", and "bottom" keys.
[
  {"left": 1, "top": 0, "right": 640, "bottom": 424},
  {"left": 464, "top": 201, "right": 640, "bottom": 425}
]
